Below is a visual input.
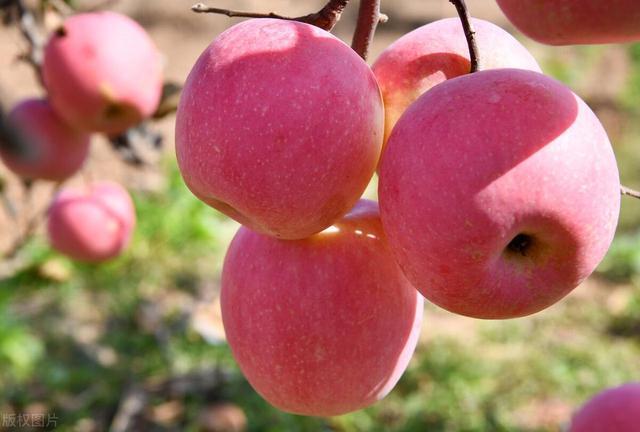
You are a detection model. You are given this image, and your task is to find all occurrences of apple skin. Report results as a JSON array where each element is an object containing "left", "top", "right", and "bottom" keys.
[
  {"left": 0, "top": 99, "right": 90, "bottom": 182},
  {"left": 378, "top": 69, "right": 620, "bottom": 319},
  {"left": 372, "top": 18, "right": 541, "bottom": 145},
  {"left": 221, "top": 200, "right": 423, "bottom": 416},
  {"left": 176, "top": 19, "right": 384, "bottom": 240},
  {"left": 47, "top": 181, "right": 136, "bottom": 263},
  {"left": 570, "top": 383, "right": 640, "bottom": 432},
  {"left": 496, "top": 0, "right": 640, "bottom": 45},
  {"left": 42, "top": 12, "right": 163, "bottom": 134}
]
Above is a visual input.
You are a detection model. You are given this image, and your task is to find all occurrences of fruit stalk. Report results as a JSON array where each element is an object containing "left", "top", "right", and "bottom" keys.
[
  {"left": 449, "top": 0, "right": 479, "bottom": 73},
  {"left": 351, "top": 0, "right": 384, "bottom": 60}
]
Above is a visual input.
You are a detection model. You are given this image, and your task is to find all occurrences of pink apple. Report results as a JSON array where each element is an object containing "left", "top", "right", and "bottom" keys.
[
  {"left": 47, "top": 181, "right": 136, "bottom": 263},
  {"left": 496, "top": 0, "right": 640, "bottom": 45},
  {"left": 0, "top": 99, "right": 90, "bottom": 182},
  {"left": 379, "top": 69, "right": 620, "bottom": 319},
  {"left": 570, "top": 383, "right": 640, "bottom": 431},
  {"left": 372, "top": 18, "right": 541, "bottom": 144},
  {"left": 221, "top": 200, "right": 423, "bottom": 416},
  {"left": 175, "top": 19, "right": 384, "bottom": 240},
  {"left": 42, "top": 12, "right": 163, "bottom": 134}
]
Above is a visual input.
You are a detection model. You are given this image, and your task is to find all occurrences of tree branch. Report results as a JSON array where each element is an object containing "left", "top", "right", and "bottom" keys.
[
  {"left": 191, "top": 0, "right": 350, "bottom": 32},
  {"left": 109, "top": 122, "right": 163, "bottom": 166},
  {"left": 449, "top": 0, "right": 479, "bottom": 73},
  {"left": 621, "top": 185, "right": 640, "bottom": 200},
  {"left": 14, "top": 0, "right": 45, "bottom": 71},
  {"left": 351, "top": 0, "right": 383, "bottom": 61},
  {"left": 1, "top": 182, "right": 61, "bottom": 260},
  {"left": 0, "top": 176, "right": 17, "bottom": 220}
]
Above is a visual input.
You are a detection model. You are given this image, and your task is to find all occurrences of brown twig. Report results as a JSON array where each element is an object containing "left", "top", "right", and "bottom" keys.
[
  {"left": 1, "top": 182, "right": 61, "bottom": 260},
  {"left": 449, "top": 0, "right": 479, "bottom": 73},
  {"left": 191, "top": 0, "right": 350, "bottom": 32},
  {"left": 81, "top": 0, "right": 120, "bottom": 13},
  {"left": 109, "top": 385, "right": 148, "bottom": 432},
  {"left": 351, "top": 0, "right": 384, "bottom": 61},
  {"left": 0, "top": 176, "right": 17, "bottom": 220},
  {"left": 109, "top": 368, "right": 231, "bottom": 432},
  {"left": 109, "top": 122, "right": 163, "bottom": 166},
  {"left": 621, "top": 185, "right": 640, "bottom": 199},
  {"left": 14, "top": 0, "right": 46, "bottom": 71},
  {"left": 46, "top": 0, "right": 74, "bottom": 16},
  {"left": 351, "top": 0, "right": 383, "bottom": 61}
]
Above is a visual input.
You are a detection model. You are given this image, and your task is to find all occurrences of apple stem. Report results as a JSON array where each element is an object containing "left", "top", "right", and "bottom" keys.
[
  {"left": 191, "top": 1, "right": 351, "bottom": 32},
  {"left": 449, "top": 0, "right": 480, "bottom": 73},
  {"left": 621, "top": 185, "right": 640, "bottom": 200},
  {"left": 351, "top": 0, "right": 385, "bottom": 61}
]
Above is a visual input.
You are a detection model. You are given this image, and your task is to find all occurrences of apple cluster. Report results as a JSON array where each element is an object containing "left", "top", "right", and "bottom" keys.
[
  {"left": 175, "top": 7, "right": 628, "bottom": 417},
  {"left": 1, "top": 11, "right": 162, "bottom": 262}
]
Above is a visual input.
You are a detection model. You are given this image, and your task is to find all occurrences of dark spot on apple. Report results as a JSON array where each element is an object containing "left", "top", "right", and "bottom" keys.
[
  {"left": 104, "top": 103, "right": 126, "bottom": 119},
  {"left": 55, "top": 26, "right": 67, "bottom": 37},
  {"left": 507, "top": 233, "right": 533, "bottom": 256}
]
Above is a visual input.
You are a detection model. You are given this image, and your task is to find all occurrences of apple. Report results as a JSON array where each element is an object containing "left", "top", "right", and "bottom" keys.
[
  {"left": 0, "top": 99, "right": 90, "bottom": 182},
  {"left": 570, "top": 383, "right": 640, "bottom": 431},
  {"left": 221, "top": 200, "right": 423, "bottom": 416},
  {"left": 378, "top": 69, "right": 620, "bottom": 319},
  {"left": 175, "top": 19, "right": 384, "bottom": 240},
  {"left": 47, "top": 181, "right": 136, "bottom": 263},
  {"left": 372, "top": 17, "right": 541, "bottom": 145},
  {"left": 496, "top": 0, "right": 640, "bottom": 45},
  {"left": 42, "top": 11, "right": 163, "bottom": 134}
]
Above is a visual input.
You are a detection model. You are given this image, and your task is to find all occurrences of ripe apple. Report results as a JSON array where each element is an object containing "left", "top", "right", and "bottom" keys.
[
  {"left": 221, "top": 200, "right": 423, "bottom": 416},
  {"left": 378, "top": 69, "right": 620, "bottom": 319},
  {"left": 372, "top": 18, "right": 541, "bottom": 144},
  {"left": 176, "top": 19, "right": 384, "bottom": 240},
  {"left": 0, "top": 99, "right": 90, "bottom": 182},
  {"left": 42, "top": 12, "right": 163, "bottom": 134},
  {"left": 47, "top": 181, "right": 136, "bottom": 263},
  {"left": 496, "top": 0, "right": 640, "bottom": 45},
  {"left": 570, "top": 383, "right": 640, "bottom": 431}
]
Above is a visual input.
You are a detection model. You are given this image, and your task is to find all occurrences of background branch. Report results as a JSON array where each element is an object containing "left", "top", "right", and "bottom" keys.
[
  {"left": 14, "top": 0, "right": 46, "bottom": 71},
  {"left": 449, "top": 0, "right": 479, "bottom": 73},
  {"left": 1, "top": 182, "right": 61, "bottom": 260},
  {"left": 192, "top": 0, "right": 350, "bottom": 31},
  {"left": 621, "top": 185, "right": 640, "bottom": 200}
]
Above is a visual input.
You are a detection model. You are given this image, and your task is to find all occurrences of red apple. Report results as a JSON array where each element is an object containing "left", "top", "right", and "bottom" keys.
[
  {"left": 372, "top": 17, "right": 541, "bottom": 144},
  {"left": 496, "top": 0, "right": 640, "bottom": 45},
  {"left": 221, "top": 200, "right": 423, "bottom": 416},
  {"left": 42, "top": 12, "right": 163, "bottom": 134},
  {"left": 570, "top": 383, "right": 640, "bottom": 431},
  {"left": 47, "top": 181, "right": 136, "bottom": 263},
  {"left": 176, "top": 19, "right": 384, "bottom": 240},
  {"left": 0, "top": 99, "right": 90, "bottom": 182},
  {"left": 379, "top": 69, "right": 620, "bottom": 319}
]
